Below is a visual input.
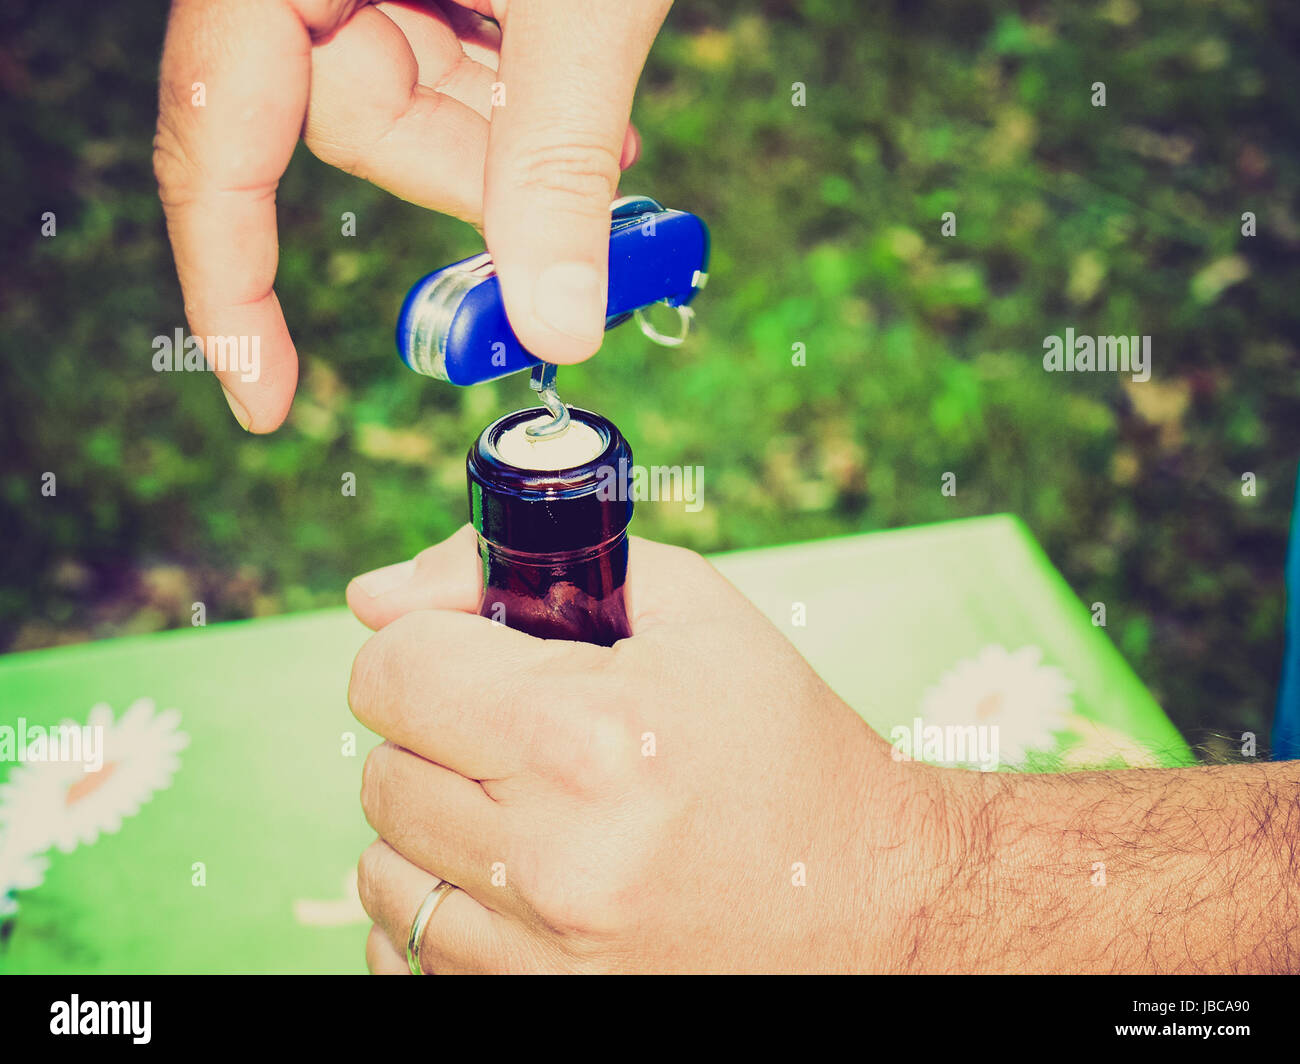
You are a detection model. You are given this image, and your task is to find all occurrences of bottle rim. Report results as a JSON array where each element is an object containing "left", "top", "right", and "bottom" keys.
[
  {"left": 468, "top": 407, "right": 627, "bottom": 501},
  {"left": 467, "top": 407, "right": 635, "bottom": 554}
]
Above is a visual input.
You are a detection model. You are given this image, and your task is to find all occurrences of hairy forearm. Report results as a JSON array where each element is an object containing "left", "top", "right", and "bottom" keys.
[{"left": 909, "top": 759, "right": 1300, "bottom": 973}]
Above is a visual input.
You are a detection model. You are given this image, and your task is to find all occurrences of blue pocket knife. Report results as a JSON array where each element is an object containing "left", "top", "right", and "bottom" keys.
[{"left": 396, "top": 196, "right": 709, "bottom": 386}]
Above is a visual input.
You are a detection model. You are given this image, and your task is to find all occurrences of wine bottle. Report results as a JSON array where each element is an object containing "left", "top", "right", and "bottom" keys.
[{"left": 466, "top": 407, "right": 633, "bottom": 646}]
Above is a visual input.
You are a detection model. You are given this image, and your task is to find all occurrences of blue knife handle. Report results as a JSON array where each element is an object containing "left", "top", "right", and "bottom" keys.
[{"left": 397, "top": 198, "right": 709, "bottom": 386}]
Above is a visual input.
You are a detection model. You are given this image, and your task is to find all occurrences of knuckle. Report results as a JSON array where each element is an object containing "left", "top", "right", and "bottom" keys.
[
  {"left": 359, "top": 743, "right": 389, "bottom": 826},
  {"left": 666, "top": 542, "right": 713, "bottom": 577},
  {"left": 411, "top": 540, "right": 450, "bottom": 579},
  {"left": 536, "top": 697, "right": 638, "bottom": 795},
  {"left": 355, "top": 843, "right": 384, "bottom": 913},
  {"left": 301, "top": 105, "right": 371, "bottom": 181},
  {"left": 386, "top": 606, "right": 439, "bottom": 647},
  {"left": 348, "top": 611, "right": 431, "bottom": 726},
  {"left": 578, "top": 708, "right": 640, "bottom": 784},
  {"left": 365, "top": 924, "right": 388, "bottom": 974},
  {"left": 151, "top": 119, "right": 193, "bottom": 207},
  {"left": 347, "top": 632, "right": 387, "bottom": 724},
  {"left": 502, "top": 135, "right": 621, "bottom": 211},
  {"left": 524, "top": 845, "right": 633, "bottom": 942},
  {"left": 632, "top": 537, "right": 715, "bottom": 583}
]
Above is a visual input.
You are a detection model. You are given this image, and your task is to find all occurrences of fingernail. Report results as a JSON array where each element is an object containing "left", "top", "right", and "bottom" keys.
[
  {"left": 532, "top": 262, "right": 605, "bottom": 343},
  {"left": 354, "top": 559, "right": 417, "bottom": 598},
  {"left": 220, "top": 383, "right": 252, "bottom": 432}
]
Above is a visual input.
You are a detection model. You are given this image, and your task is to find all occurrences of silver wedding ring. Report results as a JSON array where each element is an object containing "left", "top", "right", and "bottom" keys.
[{"left": 406, "top": 879, "right": 457, "bottom": 975}]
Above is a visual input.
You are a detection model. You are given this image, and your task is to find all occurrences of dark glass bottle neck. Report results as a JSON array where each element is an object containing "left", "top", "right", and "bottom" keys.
[
  {"left": 480, "top": 532, "right": 627, "bottom": 568},
  {"left": 477, "top": 530, "right": 631, "bottom": 646},
  {"left": 467, "top": 407, "right": 635, "bottom": 646}
]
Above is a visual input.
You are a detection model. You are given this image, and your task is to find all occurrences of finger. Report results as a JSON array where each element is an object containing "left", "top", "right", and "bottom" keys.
[
  {"left": 436, "top": 0, "right": 639, "bottom": 166},
  {"left": 620, "top": 123, "right": 641, "bottom": 170},
  {"left": 613, "top": 535, "right": 764, "bottom": 642},
  {"left": 358, "top": 838, "right": 526, "bottom": 974},
  {"left": 305, "top": 5, "right": 490, "bottom": 222},
  {"left": 366, "top": 923, "right": 408, "bottom": 974},
  {"left": 349, "top": 527, "right": 734, "bottom": 653},
  {"left": 379, "top": 1, "right": 499, "bottom": 117},
  {"left": 437, "top": 0, "right": 503, "bottom": 67},
  {"left": 483, "top": 0, "right": 671, "bottom": 364},
  {"left": 348, "top": 607, "right": 606, "bottom": 779},
  {"left": 361, "top": 740, "right": 522, "bottom": 914},
  {"left": 346, "top": 524, "right": 481, "bottom": 630},
  {"left": 154, "top": 0, "right": 364, "bottom": 434},
  {"left": 442, "top": 1, "right": 642, "bottom": 166}
]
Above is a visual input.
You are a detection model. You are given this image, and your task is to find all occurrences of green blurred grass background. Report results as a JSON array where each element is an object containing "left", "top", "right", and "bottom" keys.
[{"left": 2, "top": 0, "right": 1298, "bottom": 752}]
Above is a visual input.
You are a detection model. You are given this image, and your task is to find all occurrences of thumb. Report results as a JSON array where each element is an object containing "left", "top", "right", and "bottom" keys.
[
  {"left": 483, "top": 0, "right": 671, "bottom": 365},
  {"left": 346, "top": 525, "right": 481, "bottom": 630}
]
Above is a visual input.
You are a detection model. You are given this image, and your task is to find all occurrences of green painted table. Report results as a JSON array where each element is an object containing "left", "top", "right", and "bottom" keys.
[{"left": 0, "top": 515, "right": 1191, "bottom": 974}]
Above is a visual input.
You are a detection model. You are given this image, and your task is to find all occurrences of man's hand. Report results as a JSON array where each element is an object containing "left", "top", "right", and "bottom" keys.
[
  {"left": 347, "top": 528, "right": 1300, "bottom": 974},
  {"left": 154, "top": 0, "right": 670, "bottom": 432},
  {"left": 345, "top": 526, "right": 952, "bottom": 973}
]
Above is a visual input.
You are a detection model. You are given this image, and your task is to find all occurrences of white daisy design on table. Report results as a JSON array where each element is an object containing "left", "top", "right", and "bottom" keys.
[
  {"left": 918, "top": 644, "right": 1074, "bottom": 768},
  {"left": 0, "top": 698, "right": 188, "bottom": 915},
  {"left": 0, "top": 847, "right": 47, "bottom": 918}
]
